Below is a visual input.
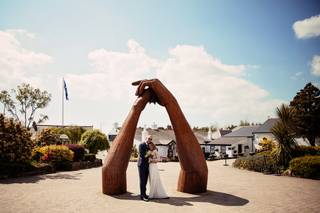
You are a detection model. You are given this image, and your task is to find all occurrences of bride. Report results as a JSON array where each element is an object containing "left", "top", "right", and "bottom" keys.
[{"left": 147, "top": 142, "right": 169, "bottom": 199}]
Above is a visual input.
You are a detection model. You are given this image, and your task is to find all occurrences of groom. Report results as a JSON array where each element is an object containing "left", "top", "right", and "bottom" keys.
[{"left": 138, "top": 135, "right": 152, "bottom": 201}]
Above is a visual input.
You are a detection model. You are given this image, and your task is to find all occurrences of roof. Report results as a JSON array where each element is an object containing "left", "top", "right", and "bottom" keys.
[
  {"left": 210, "top": 137, "right": 248, "bottom": 146},
  {"left": 253, "top": 118, "right": 280, "bottom": 133},
  {"left": 193, "top": 131, "right": 209, "bottom": 143},
  {"left": 220, "top": 129, "right": 232, "bottom": 136},
  {"left": 134, "top": 128, "right": 211, "bottom": 145},
  {"left": 134, "top": 128, "right": 176, "bottom": 145},
  {"left": 36, "top": 124, "right": 93, "bottom": 128},
  {"left": 224, "top": 126, "right": 259, "bottom": 137}
]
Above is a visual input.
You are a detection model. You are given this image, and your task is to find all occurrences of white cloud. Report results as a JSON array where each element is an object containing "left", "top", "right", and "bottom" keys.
[
  {"left": 311, "top": 55, "right": 320, "bottom": 76},
  {"left": 5, "top": 29, "right": 36, "bottom": 39},
  {"left": 67, "top": 39, "right": 160, "bottom": 101},
  {"left": 157, "top": 45, "right": 282, "bottom": 125},
  {"left": 68, "top": 40, "right": 282, "bottom": 126},
  {"left": 0, "top": 34, "right": 283, "bottom": 128},
  {"left": 0, "top": 29, "right": 52, "bottom": 88},
  {"left": 293, "top": 15, "right": 320, "bottom": 39},
  {"left": 290, "top": 71, "right": 304, "bottom": 80}
]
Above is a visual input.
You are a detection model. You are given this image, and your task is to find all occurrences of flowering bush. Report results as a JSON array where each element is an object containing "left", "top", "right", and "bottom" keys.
[
  {"left": 257, "top": 138, "right": 276, "bottom": 153},
  {"left": 0, "top": 114, "right": 34, "bottom": 162},
  {"left": 32, "top": 145, "right": 73, "bottom": 163},
  {"left": 65, "top": 144, "right": 85, "bottom": 161}
]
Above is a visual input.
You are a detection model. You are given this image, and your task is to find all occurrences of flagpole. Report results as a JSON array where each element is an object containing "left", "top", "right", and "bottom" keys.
[{"left": 62, "top": 77, "right": 64, "bottom": 127}]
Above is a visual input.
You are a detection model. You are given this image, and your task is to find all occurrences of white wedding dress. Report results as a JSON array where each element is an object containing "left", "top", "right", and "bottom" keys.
[{"left": 148, "top": 150, "right": 168, "bottom": 199}]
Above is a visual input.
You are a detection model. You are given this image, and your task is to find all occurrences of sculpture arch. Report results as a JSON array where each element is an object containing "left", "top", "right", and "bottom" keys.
[{"left": 102, "top": 79, "right": 208, "bottom": 195}]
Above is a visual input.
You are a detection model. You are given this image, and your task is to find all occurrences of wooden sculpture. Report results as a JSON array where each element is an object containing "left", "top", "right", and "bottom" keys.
[{"left": 102, "top": 79, "right": 208, "bottom": 195}]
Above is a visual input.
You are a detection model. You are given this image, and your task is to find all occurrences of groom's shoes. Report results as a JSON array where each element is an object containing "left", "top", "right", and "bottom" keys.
[{"left": 140, "top": 195, "right": 149, "bottom": 202}]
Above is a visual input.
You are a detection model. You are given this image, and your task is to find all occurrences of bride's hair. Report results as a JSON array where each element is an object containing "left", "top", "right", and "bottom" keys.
[{"left": 148, "top": 142, "right": 156, "bottom": 151}]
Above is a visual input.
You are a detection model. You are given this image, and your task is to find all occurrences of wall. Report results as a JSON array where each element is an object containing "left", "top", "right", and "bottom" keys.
[{"left": 157, "top": 146, "right": 168, "bottom": 159}]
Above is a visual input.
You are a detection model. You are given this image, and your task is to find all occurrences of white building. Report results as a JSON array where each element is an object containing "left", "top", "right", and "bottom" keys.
[
  {"left": 211, "top": 126, "right": 259, "bottom": 157},
  {"left": 196, "top": 128, "right": 232, "bottom": 158},
  {"left": 107, "top": 122, "right": 120, "bottom": 143},
  {"left": 134, "top": 127, "right": 178, "bottom": 161},
  {"left": 252, "top": 118, "right": 313, "bottom": 148}
]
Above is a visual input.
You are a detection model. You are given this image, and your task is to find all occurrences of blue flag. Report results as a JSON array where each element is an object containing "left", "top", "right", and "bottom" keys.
[{"left": 63, "top": 79, "right": 69, "bottom": 100}]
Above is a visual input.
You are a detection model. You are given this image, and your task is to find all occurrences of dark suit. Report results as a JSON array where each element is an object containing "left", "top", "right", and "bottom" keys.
[{"left": 138, "top": 142, "right": 149, "bottom": 198}]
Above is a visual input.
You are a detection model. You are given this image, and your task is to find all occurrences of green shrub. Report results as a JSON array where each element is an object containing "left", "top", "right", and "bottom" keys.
[
  {"left": 35, "top": 128, "right": 61, "bottom": 146},
  {"left": 80, "top": 129, "right": 109, "bottom": 154},
  {"left": 289, "top": 156, "right": 320, "bottom": 179},
  {"left": 233, "top": 154, "right": 279, "bottom": 174},
  {"left": 51, "top": 126, "right": 86, "bottom": 144},
  {"left": 0, "top": 114, "right": 34, "bottom": 162},
  {"left": 131, "top": 144, "right": 138, "bottom": 158},
  {"left": 32, "top": 145, "right": 74, "bottom": 163},
  {"left": 292, "top": 146, "right": 320, "bottom": 158}
]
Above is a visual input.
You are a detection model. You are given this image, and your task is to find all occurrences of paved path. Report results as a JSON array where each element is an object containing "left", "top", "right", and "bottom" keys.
[{"left": 1, "top": 160, "right": 319, "bottom": 213}]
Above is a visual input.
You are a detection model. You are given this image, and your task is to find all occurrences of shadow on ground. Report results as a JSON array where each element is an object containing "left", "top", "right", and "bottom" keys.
[
  {"left": 112, "top": 190, "right": 249, "bottom": 206},
  {"left": 0, "top": 172, "right": 83, "bottom": 184}
]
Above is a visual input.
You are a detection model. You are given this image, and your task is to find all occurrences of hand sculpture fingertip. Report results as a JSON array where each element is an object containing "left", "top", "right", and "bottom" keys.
[{"left": 132, "top": 80, "right": 141, "bottom": 86}]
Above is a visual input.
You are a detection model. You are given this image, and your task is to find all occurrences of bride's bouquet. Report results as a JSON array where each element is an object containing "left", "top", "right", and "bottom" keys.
[{"left": 145, "top": 151, "right": 155, "bottom": 163}]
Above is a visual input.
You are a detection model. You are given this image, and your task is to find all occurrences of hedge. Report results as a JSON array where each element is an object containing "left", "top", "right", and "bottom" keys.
[
  {"left": 289, "top": 156, "right": 320, "bottom": 179},
  {"left": 233, "top": 154, "right": 279, "bottom": 174},
  {"left": 292, "top": 146, "right": 320, "bottom": 158}
]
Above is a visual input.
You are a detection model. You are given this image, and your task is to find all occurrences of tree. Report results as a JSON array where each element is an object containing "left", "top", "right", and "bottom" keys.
[
  {"left": 226, "top": 124, "right": 237, "bottom": 130},
  {"left": 271, "top": 122, "right": 296, "bottom": 167},
  {"left": 0, "top": 90, "right": 13, "bottom": 115},
  {"left": 0, "top": 83, "right": 51, "bottom": 129},
  {"left": 35, "top": 128, "right": 62, "bottom": 146},
  {"left": 131, "top": 144, "right": 138, "bottom": 158},
  {"left": 290, "top": 83, "right": 320, "bottom": 146},
  {"left": 80, "top": 129, "right": 109, "bottom": 154},
  {"left": 0, "top": 114, "right": 34, "bottom": 162},
  {"left": 271, "top": 104, "right": 297, "bottom": 167},
  {"left": 239, "top": 120, "right": 250, "bottom": 126}
]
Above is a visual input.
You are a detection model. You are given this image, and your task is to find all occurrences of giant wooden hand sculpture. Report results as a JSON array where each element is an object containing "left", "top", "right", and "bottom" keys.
[
  {"left": 102, "top": 79, "right": 208, "bottom": 195},
  {"left": 133, "top": 79, "right": 208, "bottom": 193},
  {"left": 102, "top": 90, "right": 151, "bottom": 195}
]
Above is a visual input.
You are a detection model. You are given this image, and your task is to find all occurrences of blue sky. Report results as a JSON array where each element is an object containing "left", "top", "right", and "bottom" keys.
[{"left": 0, "top": 0, "right": 319, "bottom": 131}]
